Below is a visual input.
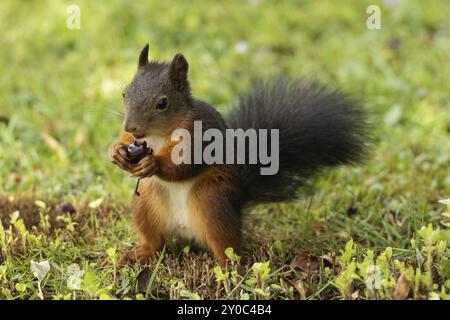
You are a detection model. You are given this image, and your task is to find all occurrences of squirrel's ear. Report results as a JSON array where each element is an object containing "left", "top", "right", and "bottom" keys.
[
  {"left": 138, "top": 44, "right": 149, "bottom": 68},
  {"left": 169, "top": 53, "right": 189, "bottom": 88}
]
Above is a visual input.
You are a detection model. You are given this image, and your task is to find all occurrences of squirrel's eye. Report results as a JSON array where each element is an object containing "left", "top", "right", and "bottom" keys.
[
  {"left": 122, "top": 92, "right": 125, "bottom": 99},
  {"left": 156, "top": 97, "right": 168, "bottom": 110}
]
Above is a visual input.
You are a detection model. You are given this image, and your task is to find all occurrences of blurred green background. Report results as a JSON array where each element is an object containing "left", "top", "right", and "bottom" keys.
[
  {"left": 0, "top": 0, "right": 448, "bottom": 201},
  {"left": 0, "top": 0, "right": 449, "bottom": 301}
]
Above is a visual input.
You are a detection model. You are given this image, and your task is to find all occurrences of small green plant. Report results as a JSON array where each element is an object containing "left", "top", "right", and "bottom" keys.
[
  {"left": 10, "top": 211, "right": 28, "bottom": 252},
  {"left": 245, "top": 261, "right": 271, "bottom": 299},
  {"left": 333, "top": 199, "right": 450, "bottom": 300},
  {"left": 35, "top": 200, "right": 51, "bottom": 234},
  {"left": 106, "top": 247, "right": 118, "bottom": 284}
]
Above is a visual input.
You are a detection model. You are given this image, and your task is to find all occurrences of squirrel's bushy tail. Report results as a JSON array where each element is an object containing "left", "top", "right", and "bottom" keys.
[{"left": 226, "top": 77, "right": 370, "bottom": 205}]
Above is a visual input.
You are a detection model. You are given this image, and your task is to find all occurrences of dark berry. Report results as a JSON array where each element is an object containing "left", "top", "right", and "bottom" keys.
[{"left": 125, "top": 140, "right": 152, "bottom": 164}]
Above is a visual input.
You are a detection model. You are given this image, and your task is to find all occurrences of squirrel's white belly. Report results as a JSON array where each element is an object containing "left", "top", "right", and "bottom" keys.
[{"left": 151, "top": 176, "right": 196, "bottom": 239}]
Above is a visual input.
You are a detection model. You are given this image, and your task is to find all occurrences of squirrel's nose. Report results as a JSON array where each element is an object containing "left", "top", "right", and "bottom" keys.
[
  {"left": 124, "top": 128, "right": 145, "bottom": 140},
  {"left": 124, "top": 123, "right": 140, "bottom": 134},
  {"left": 124, "top": 118, "right": 146, "bottom": 139},
  {"left": 124, "top": 123, "right": 135, "bottom": 133}
]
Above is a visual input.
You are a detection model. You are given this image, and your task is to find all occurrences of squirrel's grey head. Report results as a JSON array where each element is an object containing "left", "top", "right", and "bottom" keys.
[{"left": 122, "top": 44, "right": 193, "bottom": 138}]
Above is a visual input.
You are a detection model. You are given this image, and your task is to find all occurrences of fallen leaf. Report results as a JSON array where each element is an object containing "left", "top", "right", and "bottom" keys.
[
  {"left": 393, "top": 273, "right": 410, "bottom": 300},
  {"left": 293, "top": 280, "right": 307, "bottom": 300},
  {"left": 31, "top": 260, "right": 50, "bottom": 280},
  {"left": 30, "top": 260, "right": 50, "bottom": 300},
  {"left": 290, "top": 252, "right": 321, "bottom": 273},
  {"left": 135, "top": 267, "right": 158, "bottom": 294}
]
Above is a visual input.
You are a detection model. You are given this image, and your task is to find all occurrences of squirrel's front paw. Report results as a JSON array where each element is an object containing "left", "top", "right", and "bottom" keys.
[
  {"left": 109, "top": 143, "right": 133, "bottom": 171},
  {"left": 130, "top": 155, "right": 158, "bottom": 178}
]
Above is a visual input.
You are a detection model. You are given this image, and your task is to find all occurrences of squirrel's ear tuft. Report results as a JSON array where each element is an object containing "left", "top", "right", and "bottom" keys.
[
  {"left": 169, "top": 53, "right": 189, "bottom": 88},
  {"left": 138, "top": 44, "right": 149, "bottom": 68}
]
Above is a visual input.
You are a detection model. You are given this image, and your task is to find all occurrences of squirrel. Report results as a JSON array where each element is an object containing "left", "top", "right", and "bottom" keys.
[{"left": 109, "top": 44, "right": 369, "bottom": 266}]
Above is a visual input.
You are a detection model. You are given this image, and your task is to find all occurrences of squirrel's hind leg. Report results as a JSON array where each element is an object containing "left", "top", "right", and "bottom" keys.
[
  {"left": 189, "top": 170, "right": 242, "bottom": 266},
  {"left": 119, "top": 179, "right": 168, "bottom": 266}
]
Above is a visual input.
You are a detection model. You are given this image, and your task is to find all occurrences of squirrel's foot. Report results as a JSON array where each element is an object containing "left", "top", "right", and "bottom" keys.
[
  {"left": 117, "top": 245, "right": 156, "bottom": 267},
  {"left": 129, "top": 155, "right": 158, "bottom": 178}
]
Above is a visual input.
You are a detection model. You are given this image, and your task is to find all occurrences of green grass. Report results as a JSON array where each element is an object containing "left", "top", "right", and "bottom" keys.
[{"left": 0, "top": 0, "right": 449, "bottom": 300}]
